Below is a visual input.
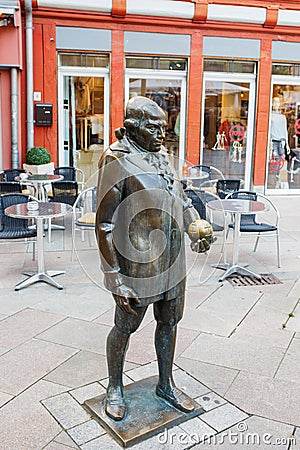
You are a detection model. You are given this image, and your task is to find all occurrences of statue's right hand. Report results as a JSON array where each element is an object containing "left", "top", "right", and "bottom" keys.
[{"left": 114, "top": 285, "right": 140, "bottom": 316}]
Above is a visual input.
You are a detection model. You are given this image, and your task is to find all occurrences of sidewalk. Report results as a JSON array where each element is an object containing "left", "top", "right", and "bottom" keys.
[{"left": 0, "top": 195, "right": 299, "bottom": 449}]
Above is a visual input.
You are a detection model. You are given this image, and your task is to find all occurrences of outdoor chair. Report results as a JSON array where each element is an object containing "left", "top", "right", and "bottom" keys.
[
  {"left": 3, "top": 169, "right": 26, "bottom": 181},
  {"left": 0, "top": 181, "right": 22, "bottom": 194},
  {"left": 0, "top": 193, "right": 37, "bottom": 260},
  {"left": 225, "top": 190, "right": 281, "bottom": 268},
  {"left": 71, "top": 186, "right": 97, "bottom": 261},
  {"left": 216, "top": 179, "right": 241, "bottom": 199},
  {"left": 47, "top": 181, "right": 79, "bottom": 242},
  {"left": 54, "top": 166, "right": 85, "bottom": 190},
  {"left": 189, "top": 165, "right": 225, "bottom": 192}
]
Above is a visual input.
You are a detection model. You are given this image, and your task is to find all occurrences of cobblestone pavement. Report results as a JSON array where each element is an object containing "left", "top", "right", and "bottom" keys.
[{"left": 0, "top": 196, "right": 299, "bottom": 449}]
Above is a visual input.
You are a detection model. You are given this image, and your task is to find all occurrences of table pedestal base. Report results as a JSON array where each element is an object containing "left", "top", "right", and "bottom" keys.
[
  {"left": 218, "top": 264, "right": 261, "bottom": 282},
  {"left": 15, "top": 270, "right": 65, "bottom": 291}
]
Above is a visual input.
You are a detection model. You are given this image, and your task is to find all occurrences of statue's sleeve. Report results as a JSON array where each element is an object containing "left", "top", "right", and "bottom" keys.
[
  {"left": 181, "top": 189, "right": 200, "bottom": 232},
  {"left": 95, "top": 150, "right": 125, "bottom": 290}
]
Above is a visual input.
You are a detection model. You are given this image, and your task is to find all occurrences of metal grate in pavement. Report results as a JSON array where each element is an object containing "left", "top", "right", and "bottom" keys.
[{"left": 227, "top": 273, "right": 282, "bottom": 287}]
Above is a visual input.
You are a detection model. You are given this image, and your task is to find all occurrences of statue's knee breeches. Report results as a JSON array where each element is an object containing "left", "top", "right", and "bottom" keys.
[
  {"left": 113, "top": 299, "right": 148, "bottom": 334},
  {"left": 154, "top": 296, "right": 184, "bottom": 326}
]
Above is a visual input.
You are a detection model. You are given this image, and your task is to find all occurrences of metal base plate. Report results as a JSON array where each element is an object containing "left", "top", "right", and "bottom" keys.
[{"left": 84, "top": 376, "right": 204, "bottom": 448}]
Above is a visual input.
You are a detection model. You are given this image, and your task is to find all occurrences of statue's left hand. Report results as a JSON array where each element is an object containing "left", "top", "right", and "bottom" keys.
[
  {"left": 188, "top": 219, "right": 216, "bottom": 253},
  {"left": 190, "top": 238, "right": 211, "bottom": 253}
]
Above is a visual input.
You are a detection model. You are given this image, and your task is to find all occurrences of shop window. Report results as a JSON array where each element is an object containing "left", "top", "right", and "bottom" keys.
[
  {"left": 272, "top": 64, "right": 300, "bottom": 77},
  {"left": 267, "top": 83, "right": 300, "bottom": 191},
  {"left": 126, "top": 57, "right": 187, "bottom": 71},
  {"left": 58, "top": 53, "right": 109, "bottom": 68},
  {"left": 204, "top": 59, "right": 256, "bottom": 74}
]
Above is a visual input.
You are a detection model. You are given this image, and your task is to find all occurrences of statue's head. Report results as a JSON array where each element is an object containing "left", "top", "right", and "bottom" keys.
[{"left": 124, "top": 96, "right": 167, "bottom": 152}]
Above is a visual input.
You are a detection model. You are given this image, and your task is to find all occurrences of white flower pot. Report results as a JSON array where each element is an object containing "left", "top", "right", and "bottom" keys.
[{"left": 23, "top": 162, "right": 54, "bottom": 175}]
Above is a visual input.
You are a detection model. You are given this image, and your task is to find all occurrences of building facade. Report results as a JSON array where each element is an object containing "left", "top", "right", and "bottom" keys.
[{"left": 1, "top": 0, "right": 300, "bottom": 193}]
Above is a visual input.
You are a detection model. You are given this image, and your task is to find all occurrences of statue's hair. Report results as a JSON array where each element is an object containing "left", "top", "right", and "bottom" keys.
[{"left": 124, "top": 96, "right": 166, "bottom": 132}]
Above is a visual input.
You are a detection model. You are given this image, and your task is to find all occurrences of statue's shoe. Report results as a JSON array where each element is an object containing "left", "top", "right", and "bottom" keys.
[
  {"left": 156, "top": 385, "right": 195, "bottom": 413},
  {"left": 105, "top": 390, "right": 126, "bottom": 421}
]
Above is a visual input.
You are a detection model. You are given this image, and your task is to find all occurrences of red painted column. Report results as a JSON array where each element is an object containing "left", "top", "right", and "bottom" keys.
[
  {"left": 253, "top": 38, "right": 272, "bottom": 187},
  {"left": 186, "top": 31, "right": 203, "bottom": 165},
  {"left": 110, "top": 30, "right": 125, "bottom": 144}
]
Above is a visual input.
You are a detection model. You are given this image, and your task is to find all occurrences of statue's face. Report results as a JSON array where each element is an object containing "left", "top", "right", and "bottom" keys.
[{"left": 134, "top": 112, "right": 166, "bottom": 153}]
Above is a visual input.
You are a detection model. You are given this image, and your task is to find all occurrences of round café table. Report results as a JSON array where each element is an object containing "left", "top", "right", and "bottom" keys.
[
  {"left": 207, "top": 198, "right": 268, "bottom": 281},
  {"left": 5, "top": 202, "right": 72, "bottom": 290},
  {"left": 15, "top": 174, "right": 63, "bottom": 201}
]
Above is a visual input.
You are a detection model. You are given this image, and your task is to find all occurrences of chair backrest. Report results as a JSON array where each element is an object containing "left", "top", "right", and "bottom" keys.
[
  {"left": 0, "top": 181, "right": 22, "bottom": 194},
  {"left": 0, "top": 193, "right": 30, "bottom": 232},
  {"left": 189, "top": 165, "right": 224, "bottom": 180},
  {"left": 216, "top": 179, "right": 241, "bottom": 199},
  {"left": 3, "top": 169, "right": 25, "bottom": 181},
  {"left": 51, "top": 181, "right": 78, "bottom": 206},
  {"left": 184, "top": 189, "right": 206, "bottom": 220},
  {"left": 54, "top": 166, "right": 76, "bottom": 181}
]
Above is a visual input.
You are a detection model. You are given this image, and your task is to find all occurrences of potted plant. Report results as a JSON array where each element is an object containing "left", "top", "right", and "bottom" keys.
[{"left": 23, "top": 146, "right": 54, "bottom": 174}]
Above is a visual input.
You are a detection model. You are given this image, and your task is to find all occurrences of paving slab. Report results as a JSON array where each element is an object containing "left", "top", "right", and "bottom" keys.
[
  {"left": 225, "top": 371, "right": 300, "bottom": 426},
  {"left": 0, "top": 338, "right": 77, "bottom": 395},
  {"left": 34, "top": 288, "right": 113, "bottom": 321},
  {"left": 193, "top": 415, "right": 295, "bottom": 449},
  {"left": 178, "top": 416, "right": 216, "bottom": 445},
  {"left": 68, "top": 420, "right": 105, "bottom": 446},
  {"left": 36, "top": 317, "right": 111, "bottom": 355},
  {"left": 285, "top": 302, "right": 300, "bottom": 332},
  {"left": 44, "top": 442, "right": 77, "bottom": 450},
  {"left": 54, "top": 430, "right": 79, "bottom": 448},
  {"left": 42, "top": 392, "right": 91, "bottom": 430},
  {"left": 172, "top": 369, "right": 210, "bottom": 399},
  {"left": 126, "top": 321, "right": 199, "bottom": 365},
  {"left": 0, "top": 380, "right": 66, "bottom": 450},
  {"left": 44, "top": 350, "right": 108, "bottom": 388},
  {"left": 275, "top": 338, "right": 300, "bottom": 383},
  {"left": 0, "top": 390, "right": 13, "bottom": 407},
  {"left": 200, "top": 402, "right": 248, "bottom": 432},
  {"left": 0, "top": 346, "right": 8, "bottom": 356},
  {"left": 232, "top": 304, "right": 294, "bottom": 348},
  {"left": 0, "top": 288, "right": 48, "bottom": 315},
  {"left": 0, "top": 308, "right": 64, "bottom": 349},
  {"left": 176, "top": 357, "right": 238, "bottom": 397},
  {"left": 195, "top": 391, "right": 227, "bottom": 412},
  {"left": 181, "top": 333, "right": 285, "bottom": 377},
  {"left": 70, "top": 382, "right": 106, "bottom": 405}
]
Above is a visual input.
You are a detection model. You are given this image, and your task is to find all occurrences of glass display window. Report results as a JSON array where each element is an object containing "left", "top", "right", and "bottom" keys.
[
  {"left": 201, "top": 70, "right": 256, "bottom": 190},
  {"left": 267, "top": 75, "right": 300, "bottom": 193}
]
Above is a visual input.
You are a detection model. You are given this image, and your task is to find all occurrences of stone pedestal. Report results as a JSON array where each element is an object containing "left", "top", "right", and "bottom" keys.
[{"left": 84, "top": 376, "right": 204, "bottom": 448}]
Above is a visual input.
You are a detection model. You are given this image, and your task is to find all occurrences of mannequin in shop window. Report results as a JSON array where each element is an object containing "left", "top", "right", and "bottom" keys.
[
  {"left": 270, "top": 97, "right": 290, "bottom": 157},
  {"left": 270, "top": 97, "right": 289, "bottom": 187}
]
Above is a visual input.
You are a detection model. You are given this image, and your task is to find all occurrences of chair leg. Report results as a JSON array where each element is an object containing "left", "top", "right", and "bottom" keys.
[{"left": 253, "top": 234, "right": 260, "bottom": 252}]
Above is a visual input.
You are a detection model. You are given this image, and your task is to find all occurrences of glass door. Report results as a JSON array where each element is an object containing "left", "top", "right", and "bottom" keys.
[
  {"left": 58, "top": 67, "right": 109, "bottom": 185},
  {"left": 125, "top": 70, "right": 187, "bottom": 170},
  {"left": 266, "top": 75, "right": 300, "bottom": 194},
  {"left": 201, "top": 72, "right": 256, "bottom": 189}
]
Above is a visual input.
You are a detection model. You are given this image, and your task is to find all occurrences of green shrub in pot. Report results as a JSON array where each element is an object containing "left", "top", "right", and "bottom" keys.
[{"left": 25, "top": 147, "right": 51, "bottom": 165}]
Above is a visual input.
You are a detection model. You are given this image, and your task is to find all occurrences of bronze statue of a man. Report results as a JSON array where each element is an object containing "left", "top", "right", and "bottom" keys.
[{"left": 96, "top": 96, "right": 212, "bottom": 421}]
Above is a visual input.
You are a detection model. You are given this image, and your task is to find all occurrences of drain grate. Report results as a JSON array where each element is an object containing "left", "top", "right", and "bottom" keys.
[{"left": 227, "top": 273, "right": 282, "bottom": 287}]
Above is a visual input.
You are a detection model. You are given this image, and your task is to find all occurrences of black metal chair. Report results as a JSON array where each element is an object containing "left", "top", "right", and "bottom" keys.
[
  {"left": 49, "top": 181, "right": 79, "bottom": 206},
  {"left": 184, "top": 188, "right": 207, "bottom": 220},
  {"left": 226, "top": 190, "right": 281, "bottom": 268},
  {"left": 0, "top": 193, "right": 37, "bottom": 259},
  {"left": 3, "top": 169, "right": 25, "bottom": 181},
  {"left": 48, "top": 181, "right": 79, "bottom": 242},
  {"left": 54, "top": 166, "right": 85, "bottom": 189},
  {"left": 216, "top": 179, "right": 241, "bottom": 199},
  {"left": 189, "top": 165, "right": 225, "bottom": 191},
  {"left": 0, "top": 181, "right": 22, "bottom": 194}
]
